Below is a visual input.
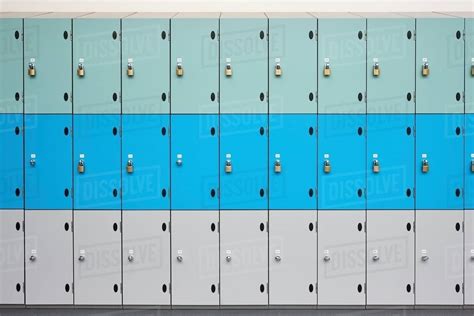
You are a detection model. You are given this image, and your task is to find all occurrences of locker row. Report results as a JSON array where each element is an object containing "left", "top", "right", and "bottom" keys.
[
  {"left": 1, "top": 113, "right": 473, "bottom": 211},
  {"left": 0, "top": 12, "right": 473, "bottom": 115},
  {"left": 0, "top": 209, "right": 473, "bottom": 306}
]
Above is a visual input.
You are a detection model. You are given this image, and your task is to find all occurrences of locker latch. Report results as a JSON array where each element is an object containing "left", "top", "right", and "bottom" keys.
[
  {"left": 372, "top": 249, "right": 380, "bottom": 261},
  {"left": 226, "top": 255, "right": 232, "bottom": 262},
  {"left": 176, "top": 58, "right": 183, "bottom": 77},
  {"left": 127, "top": 58, "right": 134, "bottom": 77},
  {"left": 29, "top": 250, "right": 37, "bottom": 262},
  {"left": 471, "top": 58, "right": 474, "bottom": 76},
  {"left": 274, "top": 154, "right": 281, "bottom": 173},
  {"left": 128, "top": 255, "right": 134, "bottom": 262},
  {"left": 372, "top": 154, "right": 380, "bottom": 173},
  {"left": 323, "top": 250, "right": 330, "bottom": 262},
  {"left": 323, "top": 155, "right": 331, "bottom": 173},
  {"left": 126, "top": 159, "right": 134, "bottom": 174},
  {"left": 77, "top": 58, "right": 85, "bottom": 77},
  {"left": 471, "top": 154, "right": 474, "bottom": 173},
  {"left": 274, "top": 58, "right": 282, "bottom": 77},
  {"left": 77, "top": 159, "right": 85, "bottom": 174},
  {"left": 323, "top": 58, "right": 331, "bottom": 77},
  {"left": 176, "top": 154, "right": 183, "bottom": 166},
  {"left": 470, "top": 249, "right": 474, "bottom": 260},
  {"left": 422, "top": 58, "right": 429, "bottom": 77},
  {"left": 372, "top": 59, "right": 380, "bottom": 77},
  {"left": 30, "top": 154, "right": 36, "bottom": 167},
  {"left": 225, "top": 58, "right": 232, "bottom": 77},
  {"left": 274, "top": 255, "right": 281, "bottom": 262},
  {"left": 421, "top": 156, "right": 429, "bottom": 173},
  {"left": 225, "top": 154, "right": 232, "bottom": 173},
  {"left": 28, "top": 58, "right": 36, "bottom": 77}
]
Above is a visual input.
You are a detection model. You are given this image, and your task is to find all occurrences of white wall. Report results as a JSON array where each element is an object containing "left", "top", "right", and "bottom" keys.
[{"left": 0, "top": 0, "right": 473, "bottom": 13}]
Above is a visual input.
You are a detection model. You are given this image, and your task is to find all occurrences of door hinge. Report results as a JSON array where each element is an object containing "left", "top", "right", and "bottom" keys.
[
  {"left": 71, "top": 282, "right": 74, "bottom": 293},
  {"left": 120, "top": 282, "right": 123, "bottom": 293},
  {"left": 413, "top": 221, "right": 416, "bottom": 233},
  {"left": 315, "top": 282, "right": 318, "bottom": 294},
  {"left": 71, "top": 220, "right": 74, "bottom": 232},
  {"left": 120, "top": 221, "right": 123, "bottom": 233},
  {"left": 364, "top": 283, "right": 367, "bottom": 294},
  {"left": 218, "top": 282, "right": 220, "bottom": 294},
  {"left": 413, "top": 283, "right": 415, "bottom": 294},
  {"left": 22, "top": 282, "right": 25, "bottom": 293},
  {"left": 22, "top": 220, "right": 25, "bottom": 232},
  {"left": 267, "top": 283, "right": 269, "bottom": 293},
  {"left": 267, "top": 221, "right": 269, "bottom": 233},
  {"left": 217, "top": 221, "right": 220, "bottom": 233},
  {"left": 168, "top": 221, "right": 171, "bottom": 233},
  {"left": 364, "top": 221, "right": 367, "bottom": 233},
  {"left": 315, "top": 221, "right": 318, "bottom": 233}
]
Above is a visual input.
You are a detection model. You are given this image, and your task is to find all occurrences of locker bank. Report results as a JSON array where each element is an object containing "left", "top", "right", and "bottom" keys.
[{"left": 0, "top": 11, "right": 473, "bottom": 309}]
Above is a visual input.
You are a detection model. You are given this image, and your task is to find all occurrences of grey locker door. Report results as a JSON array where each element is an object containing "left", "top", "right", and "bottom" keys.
[
  {"left": 318, "top": 210, "right": 365, "bottom": 306},
  {"left": 416, "top": 211, "right": 463, "bottom": 305},
  {"left": 466, "top": 210, "right": 474, "bottom": 305},
  {"left": 366, "top": 210, "right": 414, "bottom": 305},
  {"left": 220, "top": 210, "right": 268, "bottom": 306},
  {"left": 171, "top": 211, "right": 219, "bottom": 306},
  {"left": 0, "top": 210, "right": 24, "bottom": 304},
  {"left": 74, "top": 210, "right": 121, "bottom": 305},
  {"left": 122, "top": 211, "right": 170, "bottom": 306},
  {"left": 269, "top": 210, "right": 317, "bottom": 305},
  {"left": 25, "top": 210, "right": 73, "bottom": 305}
]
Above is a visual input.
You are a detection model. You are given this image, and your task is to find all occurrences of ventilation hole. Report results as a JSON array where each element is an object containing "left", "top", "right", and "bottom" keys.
[
  {"left": 210, "top": 189, "right": 216, "bottom": 197},
  {"left": 259, "top": 31, "right": 265, "bottom": 39},
  {"left": 113, "top": 189, "right": 118, "bottom": 197},
  {"left": 309, "top": 284, "right": 314, "bottom": 293},
  {"left": 161, "top": 189, "right": 167, "bottom": 197},
  {"left": 210, "top": 127, "right": 216, "bottom": 136},
  {"left": 15, "top": 126, "right": 20, "bottom": 135},
  {"left": 406, "top": 223, "right": 412, "bottom": 231},
  {"left": 259, "top": 188, "right": 265, "bottom": 197},
  {"left": 260, "top": 223, "right": 265, "bottom": 231},
  {"left": 358, "top": 93, "right": 363, "bottom": 102},
  {"left": 63, "top": 31, "right": 68, "bottom": 40},
  {"left": 309, "top": 127, "right": 314, "bottom": 135},
  {"left": 456, "top": 93, "right": 461, "bottom": 101},
  {"left": 406, "top": 188, "right": 411, "bottom": 197},
  {"left": 15, "top": 92, "right": 20, "bottom": 101},
  {"left": 309, "top": 30, "right": 314, "bottom": 39},
  {"left": 260, "top": 284, "right": 265, "bottom": 293},
  {"left": 112, "top": 93, "right": 118, "bottom": 102},
  {"left": 15, "top": 222, "right": 21, "bottom": 231},
  {"left": 357, "top": 189, "right": 363, "bottom": 197},
  {"left": 161, "top": 127, "right": 166, "bottom": 136},
  {"left": 406, "top": 284, "right": 412, "bottom": 293},
  {"left": 455, "top": 284, "right": 461, "bottom": 292},
  {"left": 211, "top": 284, "right": 216, "bottom": 293},
  {"left": 260, "top": 92, "right": 265, "bottom": 101},
  {"left": 357, "top": 284, "right": 363, "bottom": 293},
  {"left": 309, "top": 223, "right": 314, "bottom": 232},
  {"left": 455, "top": 188, "right": 461, "bottom": 197},
  {"left": 358, "top": 31, "right": 363, "bottom": 40},
  {"left": 112, "top": 127, "right": 118, "bottom": 135},
  {"left": 15, "top": 188, "right": 20, "bottom": 197},
  {"left": 16, "top": 283, "right": 21, "bottom": 292},
  {"left": 309, "top": 92, "right": 314, "bottom": 101},
  {"left": 407, "top": 31, "right": 412, "bottom": 40},
  {"left": 358, "top": 127, "right": 363, "bottom": 136},
  {"left": 64, "top": 188, "right": 69, "bottom": 197},
  {"left": 112, "top": 31, "right": 118, "bottom": 40},
  {"left": 210, "top": 92, "right": 216, "bottom": 101},
  {"left": 406, "top": 127, "right": 412, "bottom": 135},
  {"left": 161, "top": 93, "right": 166, "bottom": 101},
  {"left": 64, "top": 127, "right": 69, "bottom": 135},
  {"left": 162, "top": 223, "right": 167, "bottom": 231},
  {"left": 357, "top": 223, "right": 363, "bottom": 231},
  {"left": 113, "top": 284, "right": 119, "bottom": 292},
  {"left": 113, "top": 223, "right": 118, "bottom": 231},
  {"left": 65, "top": 284, "right": 70, "bottom": 292},
  {"left": 456, "top": 31, "right": 461, "bottom": 39},
  {"left": 162, "top": 284, "right": 167, "bottom": 292},
  {"left": 406, "top": 93, "right": 412, "bottom": 101},
  {"left": 455, "top": 127, "right": 461, "bottom": 136},
  {"left": 211, "top": 223, "right": 216, "bottom": 232},
  {"left": 455, "top": 222, "right": 461, "bottom": 231},
  {"left": 259, "top": 127, "right": 265, "bottom": 135},
  {"left": 309, "top": 188, "right": 314, "bottom": 197},
  {"left": 14, "top": 31, "right": 20, "bottom": 40},
  {"left": 64, "top": 222, "right": 70, "bottom": 231},
  {"left": 210, "top": 31, "right": 216, "bottom": 40},
  {"left": 161, "top": 31, "right": 166, "bottom": 40}
]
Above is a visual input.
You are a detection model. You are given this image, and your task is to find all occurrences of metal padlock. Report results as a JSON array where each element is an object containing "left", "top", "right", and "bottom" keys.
[
  {"left": 422, "top": 159, "right": 429, "bottom": 173},
  {"left": 77, "top": 63, "right": 85, "bottom": 77},
  {"left": 126, "top": 160, "right": 134, "bottom": 174},
  {"left": 323, "top": 160, "right": 331, "bottom": 173},
  {"left": 225, "top": 63, "right": 232, "bottom": 77},
  {"left": 77, "top": 159, "right": 85, "bottom": 174},
  {"left": 275, "top": 63, "right": 282, "bottom": 77},
  {"left": 373, "top": 62, "right": 380, "bottom": 77},
  {"left": 471, "top": 159, "right": 474, "bottom": 173},
  {"left": 422, "top": 62, "right": 429, "bottom": 77},
  {"left": 176, "top": 63, "right": 183, "bottom": 77},
  {"left": 323, "top": 63, "right": 331, "bottom": 77},
  {"left": 127, "top": 62, "right": 134, "bottom": 77},
  {"left": 274, "top": 160, "right": 281, "bottom": 173},
  {"left": 28, "top": 62, "right": 36, "bottom": 77},
  {"left": 372, "top": 160, "right": 380, "bottom": 173},
  {"left": 225, "top": 159, "right": 232, "bottom": 173}
]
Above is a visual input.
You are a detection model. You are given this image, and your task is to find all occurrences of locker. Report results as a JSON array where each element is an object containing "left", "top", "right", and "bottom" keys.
[
  {"left": 315, "top": 13, "right": 366, "bottom": 114},
  {"left": 467, "top": 114, "right": 474, "bottom": 209},
  {"left": 73, "top": 14, "right": 124, "bottom": 114},
  {"left": 366, "top": 210, "right": 414, "bottom": 305},
  {"left": 318, "top": 210, "right": 365, "bottom": 306},
  {"left": 24, "top": 15, "right": 76, "bottom": 114},
  {"left": 269, "top": 210, "right": 317, "bottom": 305},
  {"left": 0, "top": 17, "right": 23, "bottom": 114},
  {"left": 220, "top": 114, "right": 268, "bottom": 210},
  {"left": 220, "top": 13, "right": 268, "bottom": 114},
  {"left": 0, "top": 114, "right": 23, "bottom": 209},
  {"left": 171, "top": 13, "right": 219, "bottom": 114},
  {"left": 73, "top": 115, "right": 121, "bottom": 210},
  {"left": 416, "top": 211, "right": 463, "bottom": 305},
  {"left": 122, "top": 211, "right": 170, "bottom": 306},
  {"left": 122, "top": 115, "right": 169, "bottom": 210},
  {"left": 269, "top": 114, "right": 317, "bottom": 210},
  {"left": 318, "top": 115, "right": 366, "bottom": 210},
  {"left": 25, "top": 210, "right": 72, "bottom": 305},
  {"left": 415, "top": 114, "right": 464, "bottom": 210},
  {"left": 220, "top": 210, "right": 268, "bottom": 306},
  {"left": 25, "top": 115, "right": 72, "bottom": 210},
  {"left": 74, "top": 210, "right": 121, "bottom": 305},
  {"left": 365, "top": 15, "right": 415, "bottom": 114},
  {"left": 122, "top": 14, "right": 172, "bottom": 114},
  {"left": 171, "top": 211, "right": 219, "bottom": 306},
  {"left": 267, "top": 13, "right": 317, "bottom": 114},
  {"left": 171, "top": 115, "right": 218, "bottom": 210},
  {"left": 466, "top": 210, "right": 474, "bottom": 305},
  {"left": 467, "top": 17, "right": 473, "bottom": 113},
  {"left": 0, "top": 210, "right": 24, "bottom": 305},
  {"left": 367, "top": 114, "right": 414, "bottom": 210},
  {"left": 413, "top": 13, "right": 464, "bottom": 114}
]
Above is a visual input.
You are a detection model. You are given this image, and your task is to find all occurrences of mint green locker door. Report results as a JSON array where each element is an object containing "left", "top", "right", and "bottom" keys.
[
  {"left": 268, "top": 13, "right": 317, "bottom": 114},
  {"left": 24, "top": 14, "right": 77, "bottom": 114},
  {"left": 316, "top": 13, "right": 366, "bottom": 114},
  {"left": 466, "top": 17, "right": 474, "bottom": 113},
  {"left": 122, "top": 13, "right": 172, "bottom": 114},
  {"left": 414, "top": 13, "right": 464, "bottom": 114},
  {"left": 73, "top": 14, "right": 124, "bottom": 114},
  {"left": 220, "top": 13, "right": 268, "bottom": 114},
  {"left": 366, "top": 14, "right": 415, "bottom": 114},
  {"left": 171, "top": 13, "right": 219, "bottom": 114},
  {"left": 0, "top": 17, "right": 23, "bottom": 114}
]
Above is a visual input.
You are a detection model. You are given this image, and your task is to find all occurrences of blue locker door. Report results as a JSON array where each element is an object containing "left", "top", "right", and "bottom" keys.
[
  {"left": 367, "top": 114, "right": 415, "bottom": 209},
  {"left": 74, "top": 115, "right": 121, "bottom": 210},
  {"left": 269, "top": 114, "right": 317, "bottom": 210},
  {"left": 0, "top": 114, "right": 23, "bottom": 208},
  {"left": 220, "top": 114, "right": 268, "bottom": 210},
  {"left": 466, "top": 114, "right": 474, "bottom": 209},
  {"left": 171, "top": 115, "right": 218, "bottom": 210},
  {"left": 318, "top": 115, "right": 366, "bottom": 210},
  {"left": 416, "top": 114, "right": 464, "bottom": 210},
  {"left": 122, "top": 114, "right": 170, "bottom": 210},
  {"left": 24, "top": 115, "right": 72, "bottom": 209}
]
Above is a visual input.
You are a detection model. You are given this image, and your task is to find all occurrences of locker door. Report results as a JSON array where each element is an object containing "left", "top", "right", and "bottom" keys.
[
  {"left": 24, "top": 19, "right": 72, "bottom": 114},
  {"left": 171, "top": 211, "right": 219, "bottom": 306},
  {"left": 416, "top": 211, "right": 463, "bottom": 305},
  {"left": 366, "top": 211, "right": 414, "bottom": 305},
  {"left": 0, "top": 18, "right": 23, "bottom": 114},
  {"left": 122, "top": 115, "right": 169, "bottom": 210},
  {"left": 220, "top": 114, "right": 268, "bottom": 210},
  {"left": 74, "top": 211, "right": 121, "bottom": 305},
  {"left": 25, "top": 211, "right": 73, "bottom": 305},
  {"left": 122, "top": 18, "right": 170, "bottom": 114},
  {"left": 220, "top": 14, "right": 268, "bottom": 114},
  {"left": 171, "top": 115, "right": 218, "bottom": 210},
  {"left": 171, "top": 14, "right": 219, "bottom": 114},
  {"left": 416, "top": 18, "right": 464, "bottom": 113},
  {"left": 220, "top": 210, "right": 268, "bottom": 306},
  {"left": 367, "top": 18, "right": 415, "bottom": 114},
  {"left": 466, "top": 211, "right": 474, "bottom": 305},
  {"left": 318, "top": 115, "right": 366, "bottom": 210},
  {"left": 415, "top": 115, "right": 464, "bottom": 210},
  {"left": 0, "top": 210, "right": 24, "bottom": 304},
  {"left": 0, "top": 114, "right": 23, "bottom": 209},
  {"left": 467, "top": 114, "right": 474, "bottom": 210},
  {"left": 318, "top": 210, "right": 365, "bottom": 305},
  {"left": 73, "top": 19, "right": 121, "bottom": 114},
  {"left": 268, "top": 15, "right": 317, "bottom": 114},
  {"left": 367, "top": 114, "right": 414, "bottom": 210},
  {"left": 25, "top": 115, "right": 72, "bottom": 210},
  {"left": 318, "top": 17, "right": 366, "bottom": 114},
  {"left": 467, "top": 18, "right": 474, "bottom": 114},
  {"left": 73, "top": 115, "right": 121, "bottom": 210},
  {"left": 122, "top": 211, "right": 170, "bottom": 306},
  {"left": 269, "top": 210, "right": 317, "bottom": 305}
]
